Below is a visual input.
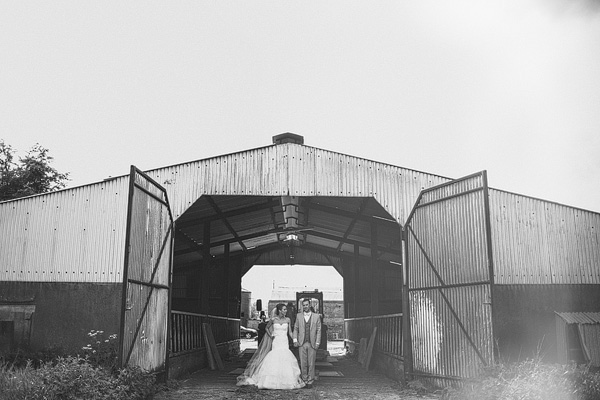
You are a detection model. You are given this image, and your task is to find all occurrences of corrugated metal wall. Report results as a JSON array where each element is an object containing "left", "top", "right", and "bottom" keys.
[
  {"left": 408, "top": 174, "right": 491, "bottom": 289},
  {"left": 1, "top": 143, "right": 447, "bottom": 284},
  {"left": 0, "top": 177, "right": 129, "bottom": 283},
  {"left": 121, "top": 169, "right": 172, "bottom": 373},
  {"left": 489, "top": 189, "right": 600, "bottom": 285},
  {"left": 145, "top": 143, "right": 450, "bottom": 224},
  {"left": 406, "top": 173, "right": 494, "bottom": 380},
  {"left": 6, "top": 143, "right": 598, "bottom": 289},
  {"left": 410, "top": 286, "right": 493, "bottom": 377}
]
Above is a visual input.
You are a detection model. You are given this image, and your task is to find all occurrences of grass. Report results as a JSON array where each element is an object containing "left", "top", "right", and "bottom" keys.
[
  {"left": 0, "top": 356, "right": 156, "bottom": 400},
  {"left": 441, "top": 359, "right": 600, "bottom": 400}
]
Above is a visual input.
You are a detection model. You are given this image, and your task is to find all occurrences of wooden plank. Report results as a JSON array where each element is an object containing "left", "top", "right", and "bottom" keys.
[
  {"left": 357, "top": 337, "right": 368, "bottom": 366},
  {"left": 203, "top": 323, "right": 224, "bottom": 370},
  {"left": 364, "top": 326, "right": 378, "bottom": 370},
  {"left": 209, "top": 330, "right": 224, "bottom": 371},
  {"left": 202, "top": 323, "right": 217, "bottom": 370}
]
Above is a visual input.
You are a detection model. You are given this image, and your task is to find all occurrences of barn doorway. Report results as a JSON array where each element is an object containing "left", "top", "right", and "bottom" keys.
[
  {"left": 240, "top": 264, "right": 343, "bottom": 352},
  {"left": 170, "top": 194, "right": 402, "bottom": 318},
  {"left": 167, "top": 194, "right": 404, "bottom": 378}
]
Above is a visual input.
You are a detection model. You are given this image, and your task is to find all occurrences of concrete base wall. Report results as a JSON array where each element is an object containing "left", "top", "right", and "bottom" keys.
[
  {"left": 0, "top": 281, "right": 122, "bottom": 353},
  {"left": 168, "top": 340, "right": 240, "bottom": 380}
]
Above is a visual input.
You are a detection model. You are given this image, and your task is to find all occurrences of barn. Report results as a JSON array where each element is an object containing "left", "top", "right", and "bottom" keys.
[{"left": 1, "top": 133, "right": 599, "bottom": 383}]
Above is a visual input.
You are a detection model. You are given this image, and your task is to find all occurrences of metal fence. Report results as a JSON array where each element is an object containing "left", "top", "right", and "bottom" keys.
[
  {"left": 170, "top": 311, "right": 240, "bottom": 355},
  {"left": 344, "top": 313, "right": 403, "bottom": 358}
]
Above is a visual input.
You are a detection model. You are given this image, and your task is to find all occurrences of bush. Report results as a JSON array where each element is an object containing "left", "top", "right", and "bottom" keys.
[
  {"left": 572, "top": 365, "right": 600, "bottom": 400},
  {"left": 0, "top": 330, "right": 157, "bottom": 400},
  {"left": 442, "top": 360, "right": 600, "bottom": 400},
  {"left": 0, "top": 356, "right": 156, "bottom": 400}
]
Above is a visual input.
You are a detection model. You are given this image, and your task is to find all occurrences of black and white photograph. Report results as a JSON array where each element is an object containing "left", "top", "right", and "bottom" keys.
[{"left": 1, "top": 1, "right": 599, "bottom": 399}]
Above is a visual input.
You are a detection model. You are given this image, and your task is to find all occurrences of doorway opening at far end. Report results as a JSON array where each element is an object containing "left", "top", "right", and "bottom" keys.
[{"left": 241, "top": 265, "right": 344, "bottom": 354}]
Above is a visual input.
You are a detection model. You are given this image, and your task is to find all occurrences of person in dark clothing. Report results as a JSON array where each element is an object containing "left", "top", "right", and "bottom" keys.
[{"left": 257, "top": 315, "right": 268, "bottom": 344}]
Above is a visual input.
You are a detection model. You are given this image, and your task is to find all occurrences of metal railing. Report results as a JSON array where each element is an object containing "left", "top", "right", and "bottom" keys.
[
  {"left": 170, "top": 310, "right": 240, "bottom": 355},
  {"left": 344, "top": 313, "right": 403, "bottom": 358}
]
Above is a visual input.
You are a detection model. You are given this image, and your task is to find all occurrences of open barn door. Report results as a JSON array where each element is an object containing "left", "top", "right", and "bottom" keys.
[
  {"left": 404, "top": 171, "right": 494, "bottom": 383},
  {"left": 119, "top": 166, "right": 174, "bottom": 377}
]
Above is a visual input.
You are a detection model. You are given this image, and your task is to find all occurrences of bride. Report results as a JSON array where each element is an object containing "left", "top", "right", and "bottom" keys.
[{"left": 237, "top": 303, "right": 305, "bottom": 389}]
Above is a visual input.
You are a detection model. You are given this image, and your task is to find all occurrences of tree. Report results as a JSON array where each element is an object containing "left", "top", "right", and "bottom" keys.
[{"left": 0, "top": 140, "right": 70, "bottom": 201}]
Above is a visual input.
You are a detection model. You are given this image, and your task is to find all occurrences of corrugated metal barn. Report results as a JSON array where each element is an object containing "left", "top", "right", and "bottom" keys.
[{"left": 1, "top": 133, "right": 599, "bottom": 383}]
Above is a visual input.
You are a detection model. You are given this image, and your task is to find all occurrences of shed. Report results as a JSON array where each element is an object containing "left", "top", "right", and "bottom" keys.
[{"left": 555, "top": 312, "right": 600, "bottom": 367}]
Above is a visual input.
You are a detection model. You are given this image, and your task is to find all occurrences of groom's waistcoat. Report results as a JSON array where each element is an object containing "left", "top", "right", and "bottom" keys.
[{"left": 303, "top": 314, "right": 311, "bottom": 344}]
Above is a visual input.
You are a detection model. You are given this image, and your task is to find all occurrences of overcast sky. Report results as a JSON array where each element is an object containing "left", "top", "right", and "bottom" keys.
[{"left": 2, "top": 0, "right": 599, "bottom": 216}]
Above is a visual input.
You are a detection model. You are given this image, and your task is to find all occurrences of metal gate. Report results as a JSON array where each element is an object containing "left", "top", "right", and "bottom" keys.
[
  {"left": 119, "top": 166, "right": 174, "bottom": 375},
  {"left": 404, "top": 171, "right": 494, "bottom": 382}
]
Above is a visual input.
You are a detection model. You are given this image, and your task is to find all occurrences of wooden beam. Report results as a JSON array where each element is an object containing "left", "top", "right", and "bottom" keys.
[
  {"left": 354, "top": 244, "right": 360, "bottom": 318},
  {"left": 174, "top": 229, "right": 277, "bottom": 256},
  {"left": 183, "top": 225, "right": 401, "bottom": 255},
  {"left": 306, "top": 230, "right": 402, "bottom": 256},
  {"left": 201, "top": 222, "right": 211, "bottom": 314},
  {"left": 336, "top": 198, "right": 370, "bottom": 252},
  {"left": 205, "top": 195, "right": 247, "bottom": 251},
  {"left": 174, "top": 230, "right": 204, "bottom": 258},
  {"left": 176, "top": 198, "right": 280, "bottom": 229},
  {"left": 306, "top": 202, "right": 398, "bottom": 226},
  {"left": 370, "top": 222, "right": 379, "bottom": 316},
  {"left": 224, "top": 243, "right": 230, "bottom": 317}
]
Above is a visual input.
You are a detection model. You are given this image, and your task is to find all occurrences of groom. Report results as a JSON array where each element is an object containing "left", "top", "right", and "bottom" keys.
[{"left": 293, "top": 299, "right": 322, "bottom": 388}]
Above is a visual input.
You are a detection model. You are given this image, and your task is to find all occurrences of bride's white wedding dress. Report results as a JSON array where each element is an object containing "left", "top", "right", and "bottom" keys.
[{"left": 238, "top": 322, "right": 305, "bottom": 389}]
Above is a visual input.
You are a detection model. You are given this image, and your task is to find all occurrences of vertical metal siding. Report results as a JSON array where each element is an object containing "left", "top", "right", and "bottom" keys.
[
  {"left": 409, "top": 177, "right": 489, "bottom": 289},
  {"left": 144, "top": 144, "right": 449, "bottom": 223},
  {"left": 0, "top": 177, "right": 129, "bottom": 283},
  {"left": 410, "top": 285, "right": 493, "bottom": 378},
  {"left": 287, "top": 146, "right": 449, "bottom": 224},
  {"left": 145, "top": 145, "right": 290, "bottom": 220},
  {"left": 4, "top": 142, "right": 599, "bottom": 289},
  {"left": 123, "top": 284, "right": 169, "bottom": 371},
  {"left": 121, "top": 169, "right": 172, "bottom": 373},
  {"left": 489, "top": 189, "right": 600, "bottom": 284},
  {"left": 407, "top": 173, "right": 494, "bottom": 380},
  {"left": 1, "top": 143, "right": 448, "bottom": 284},
  {"left": 127, "top": 171, "right": 172, "bottom": 287}
]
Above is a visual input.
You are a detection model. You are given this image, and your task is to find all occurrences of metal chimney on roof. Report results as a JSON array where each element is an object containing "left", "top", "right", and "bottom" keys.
[{"left": 272, "top": 132, "right": 304, "bottom": 145}]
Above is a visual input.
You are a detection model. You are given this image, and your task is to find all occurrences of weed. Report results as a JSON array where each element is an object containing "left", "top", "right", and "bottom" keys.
[
  {"left": 80, "top": 329, "right": 119, "bottom": 372},
  {"left": 0, "top": 329, "right": 156, "bottom": 400},
  {"left": 442, "top": 359, "right": 600, "bottom": 400}
]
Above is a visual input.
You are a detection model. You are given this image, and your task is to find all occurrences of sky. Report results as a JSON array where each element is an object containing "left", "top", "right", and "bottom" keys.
[{"left": 1, "top": 0, "right": 599, "bottom": 219}]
